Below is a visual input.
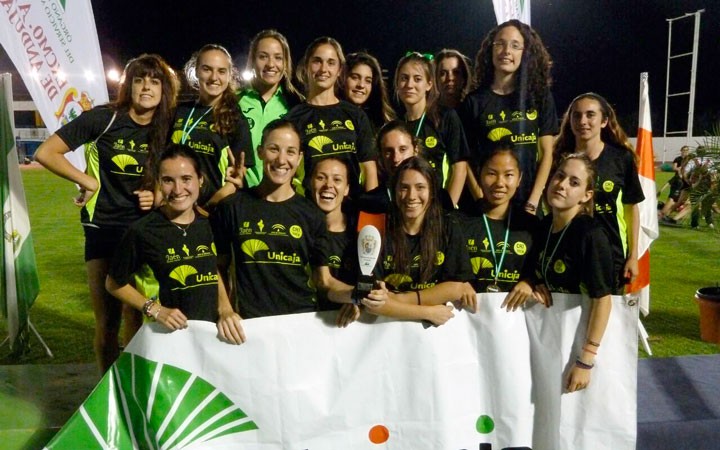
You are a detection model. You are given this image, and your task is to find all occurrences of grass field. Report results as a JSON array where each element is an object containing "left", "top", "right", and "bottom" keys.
[{"left": 1, "top": 167, "right": 718, "bottom": 364}]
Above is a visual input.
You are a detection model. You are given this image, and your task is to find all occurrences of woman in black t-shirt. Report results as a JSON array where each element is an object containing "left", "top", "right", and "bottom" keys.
[
  {"left": 342, "top": 52, "right": 396, "bottom": 132},
  {"left": 286, "top": 37, "right": 379, "bottom": 197},
  {"left": 533, "top": 154, "right": 613, "bottom": 392},
  {"left": 460, "top": 142, "right": 539, "bottom": 308},
  {"left": 553, "top": 93, "right": 644, "bottom": 293},
  {"left": 35, "top": 54, "right": 180, "bottom": 372},
  {"left": 395, "top": 52, "right": 469, "bottom": 207},
  {"left": 172, "top": 44, "right": 254, "bottom": 207},
  {"left": 367, "top": 157, "right": 476, "bottom": 326},
  {"left": 459, "top": 20, "right": 557, "bottom": 214},
  {"left": 310, "top": 157, "right": 357, "bottom": 313},
  {"left": 106, "top": 145, "right": 245, "bottom": 344}
]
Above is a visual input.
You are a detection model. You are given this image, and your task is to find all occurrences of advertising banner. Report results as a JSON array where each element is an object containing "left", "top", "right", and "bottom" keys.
[{"left": 46, "top": 294, "right": 638, "bottom": 450}]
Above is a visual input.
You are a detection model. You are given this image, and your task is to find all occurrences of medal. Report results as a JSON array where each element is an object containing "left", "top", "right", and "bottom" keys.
[{"left": 482, "top": 211, "right": 511, "bottom": 293}]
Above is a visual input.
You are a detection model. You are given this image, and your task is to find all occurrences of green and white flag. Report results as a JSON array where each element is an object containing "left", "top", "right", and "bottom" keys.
[{"left": 1, "top": 73, "right": 40, "bottom": 353}]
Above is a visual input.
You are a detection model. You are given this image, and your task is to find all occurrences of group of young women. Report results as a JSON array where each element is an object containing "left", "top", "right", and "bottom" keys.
[{"left": 35, "top": 20, "right": 644, "bottom": 393}]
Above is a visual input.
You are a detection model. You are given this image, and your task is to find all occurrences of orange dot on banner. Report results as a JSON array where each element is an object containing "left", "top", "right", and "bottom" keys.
[{"left": 368, "top": 424, "right": 389, "bottom": 444}]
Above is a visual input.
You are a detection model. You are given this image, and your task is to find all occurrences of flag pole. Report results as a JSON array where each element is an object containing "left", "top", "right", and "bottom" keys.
[{"left": 0, "top": 73, "right": 50, "bottom": 359}]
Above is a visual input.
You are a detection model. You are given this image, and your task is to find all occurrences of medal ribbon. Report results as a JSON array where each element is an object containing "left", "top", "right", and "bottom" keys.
[
  {"left": 541, "top": 221, "right": 571, "bottom": 290},
  {"left": 482, "top": 209, "right": 511, "bottom": 288},
  {"left": 180, "top": 104, "right": 214, "bottom": 144}
]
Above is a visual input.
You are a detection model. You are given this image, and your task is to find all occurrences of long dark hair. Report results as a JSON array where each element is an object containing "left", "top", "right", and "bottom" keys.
[
  {"left": 389, "top": 157, "right": 444, "bottom": 283},
  {"left": 183, "top": 44, "right": 242, "bottom": 137},
  {"left": 246, "top": 29, "right": 304, "bottom": 100},
  {"left": 394, "top": 52, "right": 441, "bottom": 128},
  {"left": 343, "top": 52, "right": 396, "bottom": 125},
  {"left": 554, "top": 92, "right": 635, "bottom": 164},
  {"left": 115, "top": 54, "right": 180, "bottom": 189},
  {"left": 473, "top": 19, "right": 553, "bottom": 110}
]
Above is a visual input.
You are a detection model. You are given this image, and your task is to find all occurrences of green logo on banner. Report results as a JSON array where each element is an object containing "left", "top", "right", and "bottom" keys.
[{"left": 45, "top": 353, "right": 258, "bottom": 449}]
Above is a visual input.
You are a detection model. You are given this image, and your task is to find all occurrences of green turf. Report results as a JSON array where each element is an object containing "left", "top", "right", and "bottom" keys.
[{"left": 1, "top": 167, "right": 718, "bottom": 363}]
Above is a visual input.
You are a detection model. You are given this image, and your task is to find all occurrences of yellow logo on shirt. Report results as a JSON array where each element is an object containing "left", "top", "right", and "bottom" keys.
[
  {"left": 526, "top": 109, "right": 538, "bottom": 120},
  {"left": 290, "top": 225, "right": 303, "bottom": 239},
  {"left": 425, "top": 136, "right": 438, "bottom": 148},
  {"left": 435, "top": 251, "right": 445, "bottom": 265},
  {"left": 553, "top": 259, "right": 566, "bottom": 274},
  {"left": 514, "top": 241, "right": 527, "bottom": 255},
  {"left": 345, "top": 120, "right": 355, "bottom": 130},
  {"left": 603, "top": 180, "right": 614, "bottom": 192}
]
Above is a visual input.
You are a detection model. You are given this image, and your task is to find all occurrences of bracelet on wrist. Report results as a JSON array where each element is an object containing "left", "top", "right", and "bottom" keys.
[
  {"left": 575, "top": 358, "right": 595, "bottom": 370},
  {"left": 142, "top": 299, "right": 156, "bottom": 318}
]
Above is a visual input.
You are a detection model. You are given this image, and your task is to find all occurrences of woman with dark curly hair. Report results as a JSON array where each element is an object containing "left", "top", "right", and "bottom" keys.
[
  {"left": 35, "top": 54, "right": 180, "bottom": 372},
  {"left": 459, "top": 19, "right": 558, "bottom": 215},
  {"left": 435, "top": 48, "right": 472, "bottom": 110},
  {"left": 172, "top": 44, "right": 255, "bottom": 206},
  {"left": 553, "top": 93, "right": 644, "bottom": 294},
  {"left": 342, "top": 51, "right": 396, "bottom": 131}
]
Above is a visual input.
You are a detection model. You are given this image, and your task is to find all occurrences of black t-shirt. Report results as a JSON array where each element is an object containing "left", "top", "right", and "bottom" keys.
[
  {"left": 211, "top": 189, "right": 331, "bottom": 318},
  {"left": 170, "top": 101, "right": 254, "bottom": 205},
  {"left": 109, "top": 210, "right": 219, "bottom": 322},
  {"left": 459, "top": 205, "right": 539, "bottom": 292},
  {"left": 285, "top": 101, "right": 376, "bottom": 197},
  {"left": 375, "top": 214, "right": 473, "bottom": 292},
  {"left": 459, "top": 88, "right": 558, "bottom": 204},
  {"left": 55, "top": 106, "right": 150, "bottom": 227},
  {"left": 531, "top": 214, "right": 613, "bottom": 298},
  {"left": 405, "top": 108, "right": 470, "bottom": 189},
  {"left": 591, "top": 144, "right": 645, "bottom": 284},
  {"left": 318, "top": 226, "right": 358, "bottom": 311}
]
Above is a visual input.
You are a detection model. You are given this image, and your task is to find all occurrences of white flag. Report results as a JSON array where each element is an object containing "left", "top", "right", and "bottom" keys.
[{"left": 0, "top": 0, "right": 109, "bottom": 171}]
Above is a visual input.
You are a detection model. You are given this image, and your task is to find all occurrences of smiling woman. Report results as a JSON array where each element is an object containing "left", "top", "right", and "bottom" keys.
[
  {"left": 33, "top": 54, "right": 180, "bottom": 372},
  {"left": 105, "top": 144, "right": 245, "bottom": 345},
  {"left": 171, "top": 44, "right": 255, "bottom": 207},
  {"left": 286, "top": 37, "right": 378, "bottom": 198}
]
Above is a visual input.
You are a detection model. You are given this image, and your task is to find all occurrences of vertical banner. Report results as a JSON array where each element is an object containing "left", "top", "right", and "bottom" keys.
[
  {"left": 1, "top": 73, "right": 40, "bottom": 351},
  {"left": 46, "top": 295, "right": 638, "bottom": 449},
  {"left": 0, "top": 0, "right": 109, "bottom": 171},
  {"left": 492, "top": 0, "right": 531, "bottom": 24},
  {"left": 628, "top": 72, "right": 659, "bottom": 315}
]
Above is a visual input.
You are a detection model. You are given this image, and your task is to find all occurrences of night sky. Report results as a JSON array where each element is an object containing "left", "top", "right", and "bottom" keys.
[{"left": 3, "top": 0, "right": 719, "bottom": 135}]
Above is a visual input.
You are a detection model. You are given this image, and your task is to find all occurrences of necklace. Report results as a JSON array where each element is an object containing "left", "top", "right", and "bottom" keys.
[
  {"left": 482, "top": 209, "right": 511, "bottom": 292},
  {"left": 171, "top": 221, "right": 191, "bottom": 237},
  {"left": 541, "top": 220, "right": 571, "bottom": 290},
  {"left": 180, "top": 103, "right": 214, "bottom": 144}
]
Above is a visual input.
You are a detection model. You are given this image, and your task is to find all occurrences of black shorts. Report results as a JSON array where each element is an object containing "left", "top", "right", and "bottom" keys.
[{"left": 83, "top": 225, "right": 127, "bottom": 261}]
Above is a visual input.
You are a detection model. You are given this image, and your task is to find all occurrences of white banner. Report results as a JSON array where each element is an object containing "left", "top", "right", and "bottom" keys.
[
  {"left": 492, "top": 0, "right": 531, "bottom": 25},
  {"left": 0, "top": 0, "right": 108, "bottom": 170},
  {"left": 46, "top": 294, "right": 638, "bottom": 450}
]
